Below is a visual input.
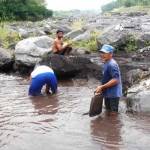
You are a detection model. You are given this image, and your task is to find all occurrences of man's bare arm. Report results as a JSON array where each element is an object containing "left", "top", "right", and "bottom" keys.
[{"left": 95, "top": 79, "right": 118, "bottom": 94}]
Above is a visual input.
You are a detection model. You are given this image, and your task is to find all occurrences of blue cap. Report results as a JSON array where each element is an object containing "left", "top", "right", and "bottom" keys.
[{"left": 99, "top": 44, "right": 114, "bottom": 53}]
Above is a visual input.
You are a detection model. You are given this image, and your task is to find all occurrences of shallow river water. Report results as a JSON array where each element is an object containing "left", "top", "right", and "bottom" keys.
[{"left": 0, "top": 73, "right": 150, "bottom": 150}]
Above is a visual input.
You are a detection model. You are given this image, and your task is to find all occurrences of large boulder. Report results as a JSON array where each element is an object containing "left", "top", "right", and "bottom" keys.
[
  {"left": 65, "top": 29, "right": 85, "bottom": 39},
  {"left": 15, "top": 36, "right": 54, "bottom": 67},
  {"left": 0, "top": 47, "right": 14, "bottom": 72},
  {"left": 126, "top": 77, "right": 150, "bottom": 112},
  {"left": 97, "top": 25, "right": 128, "bottom": 49},
  {"left": 97, "top": 16, "right": 150, "bottom": 51},
  {"left": 39, "top": 54, "right": 94, "bottom": 78},
  {"left": 71, "top": 47, "right": 91, "bottom": 55},
  {"left": 50, "top": 24, "right": 71, "bottom": 34},
  {"left": 131, "top": 46, "right": 150, "bottom": 62},
  {"left": 72, "top": 31, "right": 91, "bottom": 41}
]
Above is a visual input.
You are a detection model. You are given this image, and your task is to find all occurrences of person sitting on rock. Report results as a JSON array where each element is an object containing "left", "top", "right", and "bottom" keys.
[
  {"left": 52, "top": 29, "right": 72, "bottom": 55},
  {"left": 29, "top": 65, "right": 57, "bottom": 96}
]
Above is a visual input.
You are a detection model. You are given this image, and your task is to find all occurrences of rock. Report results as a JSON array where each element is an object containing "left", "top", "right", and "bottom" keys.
[
  {"left": 126, "top": 78, "right": 150, "bottom": 112},
  {"left": 127, "top": 11, "right": 147, "bottom": 17},
  {"left": 51, "top": 24, "right": 71, "bottom": 33},
  {"left": 131, "top": 46, "right": 150, "bottom": 60},
  {"left": 65, "top": 29, "right": 85, "bottom": 39},
  {"left": 97, "top": 26, "right": 129, "bottom": 49},
  {"left": 72, "top": 31, "right": 91, "bottom": 41},
  {"left": 18, "top": 28, "right": 29, "bottom": 38},
  {"left": 39, "top": 54, "right": 93, "bottom": 78},
  {"left": 42, "top": 24, "right": 52, "bottom": 35},
  {"left": 71, "top": 47, "right": 91, "bottom": 55},
  {"left": 15, "top": 36, "right": 54, "bottom": 67},
  {"left": 0, "top": 47, "right": 14, "bottom": 72}
]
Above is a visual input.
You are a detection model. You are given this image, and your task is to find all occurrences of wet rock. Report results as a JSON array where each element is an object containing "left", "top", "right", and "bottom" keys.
[
  {"left": 39, "top": 54, "right": 96, "bottom": 78},
  {"left": 0, "top": 47, "right": 14, "bottom": 72},
  {"left": 126, "top": 78, "right": 150, "bottom": 112}
]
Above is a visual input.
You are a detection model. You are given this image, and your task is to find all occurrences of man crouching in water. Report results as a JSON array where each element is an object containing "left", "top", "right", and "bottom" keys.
[
  {"left": 95, "top": 44, "right": 122, "bottom": 116},
  {"left": 29, "top": 65, "right": 57, "bottom": 96},
  {"left": 52, "top": 30, "right": 72, "bottom": 55}
]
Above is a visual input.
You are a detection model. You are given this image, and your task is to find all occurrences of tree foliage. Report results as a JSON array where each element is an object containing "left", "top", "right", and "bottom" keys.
[
  {"left": 0, "top": 0, "right": 53, "bottom": 21},
  {"left": 102, "top": 0, "right": 150, "bottom": 12}
]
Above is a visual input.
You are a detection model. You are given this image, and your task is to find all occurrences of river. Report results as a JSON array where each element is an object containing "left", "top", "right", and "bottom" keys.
[{"left": 0, "top": 73, "right": 150, "bottom": 150}]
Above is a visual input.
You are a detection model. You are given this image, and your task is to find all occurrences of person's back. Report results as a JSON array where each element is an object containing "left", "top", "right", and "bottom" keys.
[{"left": 29, "top": 65, "right": 57, "bottom": 96}]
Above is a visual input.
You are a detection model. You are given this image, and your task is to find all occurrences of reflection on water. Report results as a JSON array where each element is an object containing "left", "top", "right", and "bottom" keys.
[
  {"left": 90, "top": 114, "right": 123, "bottom": 150},
  {"left": 0, "top": 73, "right": 150, "bottom": 150}
]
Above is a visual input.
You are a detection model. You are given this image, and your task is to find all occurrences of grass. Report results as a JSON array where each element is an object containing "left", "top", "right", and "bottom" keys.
[
  {"left": 70, "top": 30, "right": 101, "bottom": 52},
  {"left": 0, "top": 22, "right": 21, "bottom": 49},
  {"left": 0, "top": 23, "right": 21, "bottom": 49},
  {"left": 124, "top": 35, "right": 138, "bottom": 52}
]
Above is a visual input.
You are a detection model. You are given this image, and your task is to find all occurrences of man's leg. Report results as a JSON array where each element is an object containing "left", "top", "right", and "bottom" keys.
[
  {"left": 61, "top": 46, "right": 72, "bottom": 55},
  {"left": 28, "top": 77, "right": 43, "bottom": 96},
  {"left": 109, "top": 97, "right": 119, "bottom": 112},
  {"left": 105, "top": 97, "right": 119, "bottom": 115},
  {"left": 104, "top": 98, "right": 111, "bottom": 112}
]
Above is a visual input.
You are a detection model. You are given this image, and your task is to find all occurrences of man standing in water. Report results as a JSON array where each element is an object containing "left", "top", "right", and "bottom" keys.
[
  {"left": 29, "top": 65, "right": 57, "bottom": 96},
  {"left": 95, "top": 44, "right": 122, "bottom": 115},
  {"left": 52, "top": 30, "right": 72, "bottom": 55}
]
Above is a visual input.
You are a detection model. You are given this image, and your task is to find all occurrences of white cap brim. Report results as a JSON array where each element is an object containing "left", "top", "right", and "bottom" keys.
[{"left": 99, "top": 49, "right": 110, "bottom": 53}]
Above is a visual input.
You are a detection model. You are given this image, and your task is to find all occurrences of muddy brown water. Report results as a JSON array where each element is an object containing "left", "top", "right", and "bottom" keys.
[{"left": 0, "top": 74, "right": 150, "bottom": 150}]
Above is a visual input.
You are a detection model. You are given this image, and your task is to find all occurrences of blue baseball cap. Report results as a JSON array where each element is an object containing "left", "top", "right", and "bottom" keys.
[{"left": 99, "top": 44, "right": 114, "bottom": 53}]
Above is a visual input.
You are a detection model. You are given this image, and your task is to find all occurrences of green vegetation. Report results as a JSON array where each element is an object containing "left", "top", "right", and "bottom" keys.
[
  {"left": 144, "top": 40, "right": 150, "bottom": 47},
  {"left": 116, "top": 35, "right": 150, "bottom": 52},
  {"left": 124, "top": 35, "right": 138, "bottom": 52},
  {"left": 71, "top": 30, "right": 101, "bottom": 52},
  {"left": 102, "top": 0, "right": 150, "bottom": 12},
  {"left": 0, "top": 0, "right": 53, "bottom": 22},
  {"left": 111, "top": 6, "right": 150, "bottom": 14},
  {"left": 0, "top": 25, "right": 21, "bottom": 49}
]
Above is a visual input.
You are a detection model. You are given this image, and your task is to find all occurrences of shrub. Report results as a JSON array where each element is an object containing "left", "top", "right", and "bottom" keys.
[
  {"left": 0, "top": 25, "right": 21, "bottom": 49},
  {"left": 124, "top": 35, "right": 138, "bottom": 52},
  {"left": 71, "top": 30, "right": 101, "bottom": 52}
]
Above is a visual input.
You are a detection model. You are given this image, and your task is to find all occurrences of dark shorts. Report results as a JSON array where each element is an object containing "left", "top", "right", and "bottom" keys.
[
  {"left": 104, "top": 97, "right": 119, "bottom": 112},
  {"left": 53, "top": 46, "right": 72, "bottom": 55}
]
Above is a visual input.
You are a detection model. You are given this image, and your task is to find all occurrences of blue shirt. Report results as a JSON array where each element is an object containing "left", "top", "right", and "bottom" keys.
[{"left": 102, "top": 59, "right": 122, "bottom": 98}]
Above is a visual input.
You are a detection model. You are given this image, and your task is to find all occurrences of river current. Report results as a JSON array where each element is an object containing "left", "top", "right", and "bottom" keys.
[{"left": 0, "top": 73, "right": 150, "bottom": 150}]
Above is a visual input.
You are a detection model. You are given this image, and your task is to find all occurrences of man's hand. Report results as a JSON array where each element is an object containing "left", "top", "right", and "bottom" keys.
[
  {"left": 46, "top": 90, "right": 51, "bottom": 95},
  {"left": 63, "top": 42, "right": 69, "bottom": 48},
  {"left": 95, "top": 85, "right": 104, "bottom": 95}
]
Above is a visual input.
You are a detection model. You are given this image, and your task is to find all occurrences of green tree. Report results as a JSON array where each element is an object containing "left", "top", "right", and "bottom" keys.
[
  {"left": 0, "top": 0, "right": 53, "bottom": 21},
  {"left": 101, "top": 0, "right": 150, "bottom": 12}
]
